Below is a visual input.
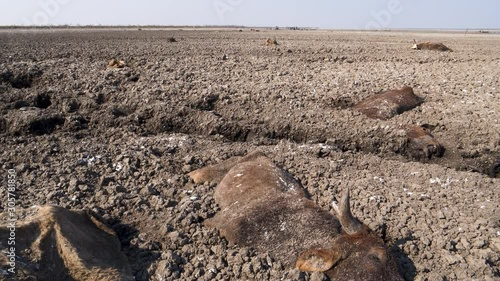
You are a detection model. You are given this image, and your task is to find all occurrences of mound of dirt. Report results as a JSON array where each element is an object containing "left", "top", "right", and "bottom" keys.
[
  {"left": 0, "top": 206, "right": 133, "bottom": 281},
  {"left": 0, "top": 62, "right": 43, "bottom": 89}
]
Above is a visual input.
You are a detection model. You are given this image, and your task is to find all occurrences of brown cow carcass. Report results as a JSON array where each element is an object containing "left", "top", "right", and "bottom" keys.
[
  {"left": 189, "top": 152, "right": 404, "bottom": 281},
  {"left": 412, "top": 40, "right": 452, "bottom": 51},
  {"left": 107, "top": 58, "right": 127, "bottom": 68},
  {"left": 354, "top": 86, "right": 444, "bottom": 159},
  {"left": 0, "top": 206, "right": 133, "bottom": 281},
  {"left": 265, "top": 38, "right": 279, "bottom": 46},
  {"left": 354, "top": 86, "right": 423, "bottom": 120}
]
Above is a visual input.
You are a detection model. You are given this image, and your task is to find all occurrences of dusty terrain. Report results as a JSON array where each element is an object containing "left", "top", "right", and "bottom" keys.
[{"left": 0, "top": 28, "right": 499, "bottom": 280}]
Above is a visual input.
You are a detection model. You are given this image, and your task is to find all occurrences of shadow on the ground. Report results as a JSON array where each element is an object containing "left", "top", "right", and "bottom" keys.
[{"left": 392, "top": 236, "right": 417, "bottom": 281}]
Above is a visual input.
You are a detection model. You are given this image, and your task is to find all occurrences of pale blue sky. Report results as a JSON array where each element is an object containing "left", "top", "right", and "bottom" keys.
[{"left": 1, "top": 0, "right": 499, "bottom": 29}]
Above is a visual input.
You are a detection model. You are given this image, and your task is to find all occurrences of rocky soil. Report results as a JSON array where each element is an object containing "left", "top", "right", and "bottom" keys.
[{"left": 0, "top": 28, "right": 499, "bottom": 280}]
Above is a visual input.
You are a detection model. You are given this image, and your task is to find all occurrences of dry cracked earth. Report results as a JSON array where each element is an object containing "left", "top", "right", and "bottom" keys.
[{"left": 0, "top": 28, "right": 499, "bottom": 281}]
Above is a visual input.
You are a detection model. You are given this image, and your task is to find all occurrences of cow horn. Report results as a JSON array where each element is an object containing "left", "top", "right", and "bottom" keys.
[{"left": 332, "top": 187, "right": 363, "bottom": 235}]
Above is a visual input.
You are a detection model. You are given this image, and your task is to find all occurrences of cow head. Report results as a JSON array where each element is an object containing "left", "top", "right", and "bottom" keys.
[
  {"left": 405, "top": 124, "right": 445, "bottom": 159},
  {"left": 296, "top": 189, "right": 402, "bottom": 281}
]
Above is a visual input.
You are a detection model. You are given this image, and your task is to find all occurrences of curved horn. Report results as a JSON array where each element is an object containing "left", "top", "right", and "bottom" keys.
[
  {"left": 332, "top": 187, "right": 363, "bottom": 235},
  {"left": 412, "top": 39, "right": 418, "bottom": 49}
]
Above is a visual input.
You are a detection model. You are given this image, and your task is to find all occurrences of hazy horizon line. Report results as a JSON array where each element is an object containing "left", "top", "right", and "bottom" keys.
[{"left": 1, "top": 24, "right": 499, "bottom": 31}]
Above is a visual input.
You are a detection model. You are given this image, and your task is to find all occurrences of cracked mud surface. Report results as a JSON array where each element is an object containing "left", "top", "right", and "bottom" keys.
[{"left": 0, "top": 28, "right": 499, "bottom": 280}]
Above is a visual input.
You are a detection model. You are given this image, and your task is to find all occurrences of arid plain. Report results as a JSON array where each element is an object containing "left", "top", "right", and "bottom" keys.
[{"left": 0, "top": 28, "right": 499, "bottom": 280}]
